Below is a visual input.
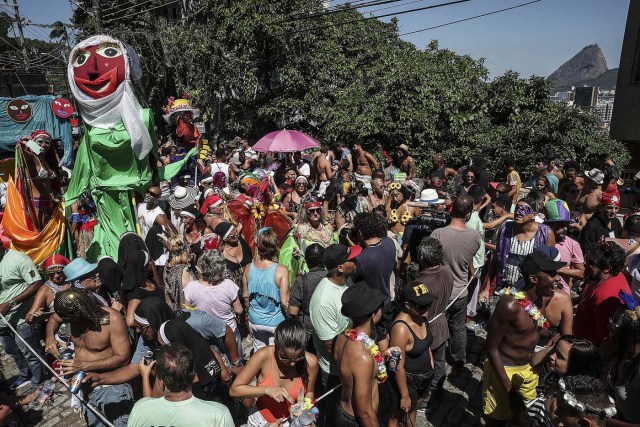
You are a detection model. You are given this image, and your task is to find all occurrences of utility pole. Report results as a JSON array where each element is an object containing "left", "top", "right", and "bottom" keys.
[
  {"left": 92, "top": 0, "right": 101, "bottom": 32},
  {"left": 11, "top": 0, "right": 29, "bottom": 70}
]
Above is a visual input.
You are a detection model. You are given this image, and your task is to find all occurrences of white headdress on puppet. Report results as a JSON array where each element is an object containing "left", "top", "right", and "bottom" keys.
[{"left": 67, "top": 35, "right": 152, "bottom": 160}]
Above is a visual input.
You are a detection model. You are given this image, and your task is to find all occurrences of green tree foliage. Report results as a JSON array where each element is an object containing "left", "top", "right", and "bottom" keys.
[{"left": 69, "top": 0, "right": 628, "bottom": 179}]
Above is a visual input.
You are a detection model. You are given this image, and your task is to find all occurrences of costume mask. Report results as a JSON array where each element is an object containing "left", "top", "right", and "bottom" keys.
[
  {"left": 52, "top": 97, "right": 74, "bottom": 118},
  {"left": 515, "top": 203, "right": 535, "bottom": 219},
  {"left": 68, "top": 35, "right": 152, "bottom": 160},
  {"left": 6, "top": 99, "right": 32, "bottom": 123},
  {"left": 54, "top": 288, "right": 109, "bottom": 331},
  {"left": 71, "top": 43, "right": 125, "bottom": 99}
]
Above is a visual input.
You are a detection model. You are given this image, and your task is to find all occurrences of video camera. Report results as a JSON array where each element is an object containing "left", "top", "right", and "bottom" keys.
[{"left": 403, "top": 207, "right": 451, "bottom": 261}]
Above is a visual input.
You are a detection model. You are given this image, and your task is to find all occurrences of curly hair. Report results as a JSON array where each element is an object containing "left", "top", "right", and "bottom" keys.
[
  {"left": 585, "top": 240, "right": 625, "bottom": 276},
  {"left": 197, "top": 250, "right": 227, "bottom": 285},
  {"left": 353, "top": 211, "right": 386, "bottom": 240}
]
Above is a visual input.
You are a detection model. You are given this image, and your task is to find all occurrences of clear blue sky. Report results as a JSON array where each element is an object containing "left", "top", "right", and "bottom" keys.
[{"left": 14, "top": 0, "right": 630, "bottom": 79}]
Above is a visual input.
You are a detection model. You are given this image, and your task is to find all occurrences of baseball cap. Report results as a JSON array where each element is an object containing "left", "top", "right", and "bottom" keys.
[
  {"left": 403, "top": 281, "right": 437, "bottom": 306},
  {"left": 520, "top": 251, "right": 565, "bottom": 278},
  {"left": 322, "top": 244, "right": 362, "bottom": 270}
]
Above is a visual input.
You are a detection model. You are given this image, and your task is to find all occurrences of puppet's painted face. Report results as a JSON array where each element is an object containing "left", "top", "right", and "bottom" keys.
[
  {"left": 6, "top": 99, "right": 32, "bottom": 123},
  {"left": 72, "top": 42, "right": 125, "bottom": 99},
  {"left": 52, "top": 97, "right": 74, "bottom": 118}
]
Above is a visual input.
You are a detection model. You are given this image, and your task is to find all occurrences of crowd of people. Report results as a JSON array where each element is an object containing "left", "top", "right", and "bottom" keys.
[{"left": 1, "top": 131, "right": 640, "bottom": 427}]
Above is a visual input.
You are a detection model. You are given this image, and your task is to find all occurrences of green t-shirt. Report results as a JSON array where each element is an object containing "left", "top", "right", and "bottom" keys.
[
  {"left": 0, "top": 250, "right": 41, "bottom": 327},
  {"left": 309, "top": 277, "right": 352, "bottom": 375},
  {"left": 127, "top": 396, "right": 234, "bottom": 427}
]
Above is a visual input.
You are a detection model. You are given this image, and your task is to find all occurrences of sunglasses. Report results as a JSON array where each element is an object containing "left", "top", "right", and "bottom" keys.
[
  {"left": 413, "top": 303, "right": 431, "bottom": 311},
  {"left": 277, "top": 351, "right": 305, "bottom": 363},
  {"left": 307, "top": 208, "right": 321, "bottom": 214},
  {"left": 145, "top": 190, "right": 160, "bottom": 197}
]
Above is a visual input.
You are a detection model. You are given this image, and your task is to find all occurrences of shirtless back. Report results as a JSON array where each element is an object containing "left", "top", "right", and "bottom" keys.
[
  {"left": 334, "top": 333, "right": 379, "bottom": 421},
  {"left": 315, "top": 153, "right": 333, "bottom": 182},
  {"left": 353, "top": 144, "right": 379, "bottom": 176}
]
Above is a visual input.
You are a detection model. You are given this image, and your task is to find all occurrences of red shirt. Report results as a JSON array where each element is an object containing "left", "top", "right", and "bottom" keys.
[{"left": 574, "top": 273, "right": 630, "bottom": 346}]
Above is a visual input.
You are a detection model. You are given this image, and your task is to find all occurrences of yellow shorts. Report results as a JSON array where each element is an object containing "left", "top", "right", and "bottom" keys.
[{"left": 482, "top": 360, "right": 538, "bottom": 421}]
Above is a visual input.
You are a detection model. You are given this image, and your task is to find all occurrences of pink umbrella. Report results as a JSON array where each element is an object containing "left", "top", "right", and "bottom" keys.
[{"left": 253, "top": 129, "right": 320, "bottom": 152}]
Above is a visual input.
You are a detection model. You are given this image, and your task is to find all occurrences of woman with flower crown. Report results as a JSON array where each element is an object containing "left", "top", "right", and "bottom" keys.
[{"left": 483, "top": 251, "right": 565, "bottom": 426}]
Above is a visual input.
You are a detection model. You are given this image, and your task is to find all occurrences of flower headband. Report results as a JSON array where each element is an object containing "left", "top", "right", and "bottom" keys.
[
  {"left": 559, "top": 378, "right": 616, "bottom": 418},
  {"left": 388, "top": 182, "right": 401, "bottom": 191}
]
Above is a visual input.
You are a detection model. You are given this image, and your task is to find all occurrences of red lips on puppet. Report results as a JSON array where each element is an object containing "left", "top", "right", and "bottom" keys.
[{"left": 71, "top": 43, "right": 125, "bottom": 99}]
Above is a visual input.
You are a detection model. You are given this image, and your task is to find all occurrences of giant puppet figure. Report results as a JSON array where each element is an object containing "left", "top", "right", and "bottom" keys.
[
  {"left": 163, "top": 96, "right": 201, "bottom": 150},
  {"left": 64, "top": 35, "right": 194, "bottom": 260}
]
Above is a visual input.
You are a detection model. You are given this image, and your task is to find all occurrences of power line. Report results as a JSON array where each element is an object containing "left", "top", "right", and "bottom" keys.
[
  {"left": 102, "top": 0, "right": 179, "bottom": 25},
  {"left": 101, "top": 0, "right": 158, "bottom": 19},
  {"left": 0, "top": 33, "right": 24, "bottom": 54},
  {"left": 399, "top": 0, "right": 542, "bottom": 36},
  {"left": 278, "top": 0, "right": 419, "bottom": 23},
  {"left": 281, "top": 0, "right": 471, "bottom": 35}
]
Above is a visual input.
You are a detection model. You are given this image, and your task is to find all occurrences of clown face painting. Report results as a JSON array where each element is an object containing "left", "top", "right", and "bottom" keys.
[{"left": 71, "top": 42, "right": 125, "bottom": 99}]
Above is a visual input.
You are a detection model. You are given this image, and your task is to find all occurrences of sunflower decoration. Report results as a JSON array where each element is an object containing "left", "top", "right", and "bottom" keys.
[
  {"left": 400, "top": 210, "right": 413, "bottom": 225},
  {"left": 388, "top": 182, "right": 401, "bottom": 192},
  {"left": 343, "top": 181, "right": 354, "bottom": 197},
  {"left": 251, "top": 203, "right": 266, "bottom": 220},
  {"left": 389, "top": 209, "right": 399, "bottom": 223}
]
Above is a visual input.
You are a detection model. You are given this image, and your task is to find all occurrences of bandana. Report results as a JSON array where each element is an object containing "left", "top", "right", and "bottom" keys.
[
  {"left": 134, "top": 313, "right": 149, "bottom": 326},
  {"left": 180, "top": 205, "right": 200, "bottom": 219},
  {"left": 67, "top": 35, "right": 152, "bottom": 160},
  {"left": 54, "top": 288, "right": 109, "bottom": 331},
  {"left": 41, "top": 254, "right": 70, "bottom": 273},
  {"left": 30, "top": 130, "right": 51, "bottom": 142},
  {"left": 602, "top": 183, "right": 621, "bottom": 207}
]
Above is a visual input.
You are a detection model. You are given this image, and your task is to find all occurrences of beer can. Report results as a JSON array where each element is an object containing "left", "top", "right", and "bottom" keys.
[
  {"left": 389, "top": 349, "right": 402, "bottom": 372},
  {"left": 56, "top": 349, "right": 74, "bottom": 379},
  {"left": 69, "top": 371, "right": 86, "bottom": 394},
  {"left": 143, "top": 351, "right": 154, "bottom": 365}
]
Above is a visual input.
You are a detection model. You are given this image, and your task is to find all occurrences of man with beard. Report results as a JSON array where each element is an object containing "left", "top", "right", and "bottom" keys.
[
  {"left": 574, "top": 240, "right": 630, "bottom": 346},
  {"left": 580, "top": 186, "right": 622, "bottom": 249},
  {"left": 483, "top": 251, "right": 564, "bottom": 425},
  {"left": 46, "top": 288, "right": 132, "bottom": 427},
  {"left": 137, "top": 186, "right": 175, "bottom": 240}
]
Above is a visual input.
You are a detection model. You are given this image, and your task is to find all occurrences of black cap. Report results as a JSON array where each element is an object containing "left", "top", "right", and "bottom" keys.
[
  {"left": 403, "top": 281, "right": 437, "bottom": 306},
  {"left": 322, "top": 244, "right": 362, "bottom": 270},
  {"left": 341, "top": 281, "right": 386, "bottom": 318},
  {"left": 520, "top": 251, "right": 566, "bottom": 278}
]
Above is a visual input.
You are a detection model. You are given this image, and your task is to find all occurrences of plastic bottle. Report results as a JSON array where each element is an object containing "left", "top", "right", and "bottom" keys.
[
  {"left": 29, "top": 379, "right": 55, "bottom": 410},
  {"left": 290, "top": 407, "right": 319, "bottom": 427}
]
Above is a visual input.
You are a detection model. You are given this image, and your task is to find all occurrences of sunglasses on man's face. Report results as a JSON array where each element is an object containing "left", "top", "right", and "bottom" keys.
[
  {"left": 307, "top": 208, "right": 321, "bottom": 214},
  {"left": 146, "top": 190, "right": 160, "bottom": 198}
]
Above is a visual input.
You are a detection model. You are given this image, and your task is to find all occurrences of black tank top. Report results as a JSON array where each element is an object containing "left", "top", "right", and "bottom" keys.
[{"left": 394, "top": 320, "right": 433, "bottom": 373}]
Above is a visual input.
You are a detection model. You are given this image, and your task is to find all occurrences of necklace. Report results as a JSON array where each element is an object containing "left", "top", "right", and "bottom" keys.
[
  {"left": 345, "top": 329, "right": 388, "bottom": 383},
  {"left": 496, "top": 287, "right": 550, "bottom": 329}
]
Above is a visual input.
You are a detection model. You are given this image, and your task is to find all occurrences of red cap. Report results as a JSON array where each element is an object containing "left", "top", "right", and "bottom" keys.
[
  {"left": 200, "top": 195, "right": 223, "bottom": 215},
  {"left": 602, "top": 183, "right": 621, "bottom": 207}
]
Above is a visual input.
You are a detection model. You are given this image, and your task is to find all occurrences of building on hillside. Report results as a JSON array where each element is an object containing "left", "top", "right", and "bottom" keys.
[{"left": 595, "top": 100, "right": 614, "bottom": 128}]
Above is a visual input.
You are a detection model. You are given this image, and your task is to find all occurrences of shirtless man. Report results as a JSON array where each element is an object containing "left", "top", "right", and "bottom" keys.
[
  {"left": 396, "top": 144, "right": 416, "bottom": 181},
  {"left": 338, "top": 142, "right": 353, "bottom": 171},
  {"left": 334, "top": 281, "right": 386, "bottom": 427},
  {"left": 45, "top": 288, "right": 132, "bottom": 427},
  {"left": 483, "top": 251, "right": 563, "bottom": 426},
  {"left": 352, "top": 143, "right": 379, "bottom": 192},
  {"left": 575, "top": 169, "right": 603, "bottom": 230},
  {"left": 314, "top": 145, "right": 334, "bottom": 198}
]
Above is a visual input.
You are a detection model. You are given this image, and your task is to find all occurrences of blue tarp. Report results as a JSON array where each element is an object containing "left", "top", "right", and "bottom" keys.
[{"left": 0, "top": 95, "right": 73, "bottom": 167}]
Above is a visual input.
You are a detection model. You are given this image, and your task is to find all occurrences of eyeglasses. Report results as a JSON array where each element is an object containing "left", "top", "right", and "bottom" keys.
[{"left": 277, "top": 351, "right": 305, "bottom": 363}]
